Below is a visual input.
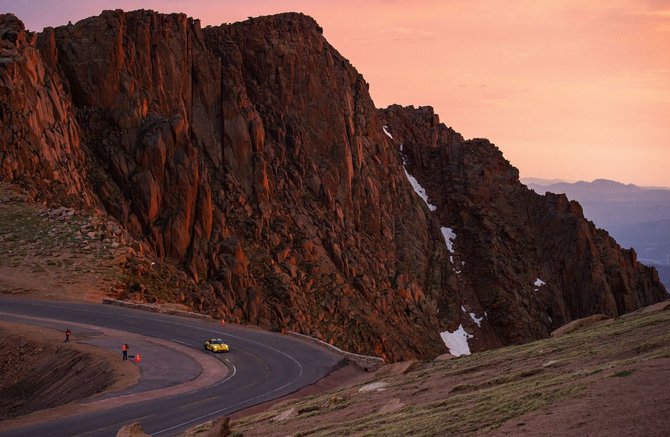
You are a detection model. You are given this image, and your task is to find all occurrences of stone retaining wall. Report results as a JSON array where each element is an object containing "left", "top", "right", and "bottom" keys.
[{"left": 287, "top": 331, "right": 385, "bottom": 372}]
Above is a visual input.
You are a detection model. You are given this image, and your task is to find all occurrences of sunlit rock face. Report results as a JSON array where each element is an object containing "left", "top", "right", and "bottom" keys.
[{"left": 1, "top": 11, "right": 665, "bottom": 361}]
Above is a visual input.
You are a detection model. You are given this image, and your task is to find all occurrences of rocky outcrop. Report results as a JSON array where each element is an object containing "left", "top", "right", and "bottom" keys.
[
  {"left": 0, "top": 14, "right": 93, "bottom": 206},
  {"left": 116, "top": 423, "right": 150, "bottom": 437},
  {"left": 550, "top": 314, "right": 611, "bottom": 338},
  {"left": 0, "top": 10, "right": 666, "bottom": 361},
  {"left": 381, "top": 105, "right": 667, "bottom": 347}
]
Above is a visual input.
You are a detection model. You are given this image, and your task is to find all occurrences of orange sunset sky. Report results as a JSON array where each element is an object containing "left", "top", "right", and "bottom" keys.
[{"left": 4, "top": 0, "right": 670, "bottom": 188}]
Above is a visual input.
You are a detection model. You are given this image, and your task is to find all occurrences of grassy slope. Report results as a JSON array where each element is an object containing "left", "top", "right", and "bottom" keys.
[{"left": 184, "top": 307, "right": 670, "bottom": 437}]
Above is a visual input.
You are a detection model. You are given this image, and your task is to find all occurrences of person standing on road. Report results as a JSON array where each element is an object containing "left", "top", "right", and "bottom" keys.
[
  {"left": 122, "top": 343, "right": 128, "bottom": 360},
  {"left": 64, "top": 329, "right": 71, "bottom": 343}
]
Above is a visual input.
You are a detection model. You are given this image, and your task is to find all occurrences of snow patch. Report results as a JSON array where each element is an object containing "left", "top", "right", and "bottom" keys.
[
  {"left": 383, "top": 125, "right": 393, "bottom": 139},
  {"left": 440, "top": 325, "right": 472, "bottom": 356},
  {"left": 534, "top": 278, "right": 546, "bottom": 290},
  {"left": 462, "top": 305, "right": 485, "bottom": 327},
  {"left": 400, "top": 145, "right": 437, "bottom": 211},
  {"left": 359, "top": 381, "right": 388, "bottom": 392},
  {"left": 403, "top": 169, "right": 437, "bottom": 211},
  {"left": 441, "top": 227, "right": 456, "bottom": 252},
  {"left": 273, "top": 408, "right": 297, "bottom": 422},
  {"left": 469, "top": 312, "right": 484, "bottom": 327}
]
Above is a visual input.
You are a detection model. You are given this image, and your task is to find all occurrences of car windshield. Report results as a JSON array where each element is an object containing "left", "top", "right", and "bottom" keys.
[{"left": 210, "top": 339, "right": 223, "bottom": 344}]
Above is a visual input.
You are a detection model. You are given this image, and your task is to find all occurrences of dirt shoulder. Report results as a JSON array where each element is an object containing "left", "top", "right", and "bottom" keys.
[{"left": 0, "top": 320, "right": 140, "bottom": 421}]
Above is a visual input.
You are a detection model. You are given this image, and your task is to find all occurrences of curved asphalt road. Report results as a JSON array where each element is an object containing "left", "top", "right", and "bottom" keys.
[{"left": 0, "top": 296, "right": 343, "bottom": 436}]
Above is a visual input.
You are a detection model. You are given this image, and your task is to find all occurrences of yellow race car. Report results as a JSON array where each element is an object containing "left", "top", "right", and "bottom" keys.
[{"left": 204, "top": 338, "right": 229, "bottom": 353}]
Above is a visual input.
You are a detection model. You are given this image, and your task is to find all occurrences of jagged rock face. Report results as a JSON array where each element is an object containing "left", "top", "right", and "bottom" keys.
[
  {"left": 0, "top": 10, "right": 666, "bottom": 361},
  {"left": 0, "top": 14, "right": 93, "bottom": 206},
  {"left": 382, "top": 105, "right": 667, "bottom": 345}
]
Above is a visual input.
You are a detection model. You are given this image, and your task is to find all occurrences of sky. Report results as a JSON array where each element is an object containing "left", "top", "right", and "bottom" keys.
[{"left": 3, "top": 0, "right": 669, "bottom": 188}]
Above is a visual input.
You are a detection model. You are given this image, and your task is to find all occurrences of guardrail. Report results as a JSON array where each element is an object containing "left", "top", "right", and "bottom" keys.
[{"left": 286, "top": 331, "right": 385, "bottom": 372}]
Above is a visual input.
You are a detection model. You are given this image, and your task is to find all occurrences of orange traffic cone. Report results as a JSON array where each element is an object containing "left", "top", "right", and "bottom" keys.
[{"left": 135, "top": 353, "right": 141, "bottom": 363}]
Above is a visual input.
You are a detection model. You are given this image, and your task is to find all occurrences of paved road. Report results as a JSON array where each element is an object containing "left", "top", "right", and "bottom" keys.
[{"left": 0, "top": 296, "right": 343, "bottom": 436}]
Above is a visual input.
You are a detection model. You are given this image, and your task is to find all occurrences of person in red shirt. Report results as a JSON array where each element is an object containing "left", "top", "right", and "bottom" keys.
[
  {"left": 64, "top": 329, "right": 71, "bottom": 343},
  {"left": 122, "top": 343, "right": 128, "bottom": 360}
]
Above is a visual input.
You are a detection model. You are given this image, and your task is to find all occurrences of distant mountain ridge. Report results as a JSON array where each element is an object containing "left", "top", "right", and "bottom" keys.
[
  {"left": 523, "top": 178, "right": 670, "bottom": 226},
  {"left": 524, "top": 177, "right": 670, "bottom": 194}
]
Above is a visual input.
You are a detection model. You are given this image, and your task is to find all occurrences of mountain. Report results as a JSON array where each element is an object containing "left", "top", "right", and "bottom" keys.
[
  {"left": 524, "top": 178, "right": 670, "bottom": 204},
  {"left": 524, "top": 178, "right": 670, "bottom": 289},
  {"left": 1, "top": 10, "right": 666, "bottom": 362},
  {"left": 519, "top": 177, "right": 569, "bottom": 186}
]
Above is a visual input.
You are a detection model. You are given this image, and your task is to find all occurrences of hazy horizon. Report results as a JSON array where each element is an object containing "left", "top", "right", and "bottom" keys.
[
  {"left": 521, "top": 176, "right": 670, "bottom": 190},
  {"left": 4, "top": 0, "right": 669, "bottom": 188}
]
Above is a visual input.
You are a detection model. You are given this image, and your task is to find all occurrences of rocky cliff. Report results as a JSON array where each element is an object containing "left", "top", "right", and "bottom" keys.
[
  {"left": 1, "top": 10, "right": 666, "bottom": 361},
  {"left": 382, "top": 106, "right": 666, "bottom": 347}
]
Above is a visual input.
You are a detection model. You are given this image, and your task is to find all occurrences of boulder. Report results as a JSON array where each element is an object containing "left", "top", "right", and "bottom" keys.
[
  {"left": 551, "top": 314, "right": 612, "bottom": 338},
  {"left": 115, "top": 422, "right": 149, "bottom": 437}
]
